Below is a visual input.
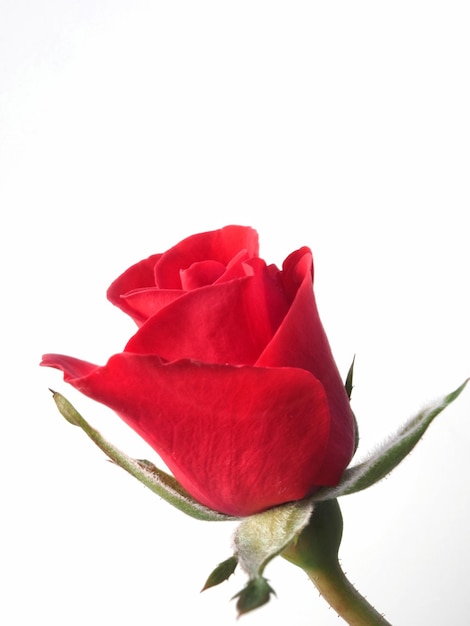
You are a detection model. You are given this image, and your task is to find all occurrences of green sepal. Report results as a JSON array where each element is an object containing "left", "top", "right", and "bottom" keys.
[
  {"left": 233, "top": 577, "right": 276, "bottom": 616},
  {"left": 49, "top": 391, "right": 236, "bottom": 522},
  {"left": 229, "top": 499, "right": 314, "bottom": 614},
  {"left": 201, "top": 556, "right": 238, "bottom": 591},
  {"left": 282, "top": 499, "right": 343, "bottom": 570},
  {"left": 344, "top": 355, "right": 356, "bottom": 400},
  {"left": 313, "top": 378, "right": 469, "bottom": 501},
  {"left": 233, "top": 499, "right": 314, "bottom": 578},
  {"left": 344, "top": 355, "right": 360, "bottom": 453}
]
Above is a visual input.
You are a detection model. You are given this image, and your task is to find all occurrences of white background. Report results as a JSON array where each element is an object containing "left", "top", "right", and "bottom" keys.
[{"left": 1, "top": 2, "right": 469, "bottom": 624}]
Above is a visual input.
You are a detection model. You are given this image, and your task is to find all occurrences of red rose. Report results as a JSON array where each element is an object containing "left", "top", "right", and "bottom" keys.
[{"left": 41, "top": 226, "right": 356, "bottom": 517}]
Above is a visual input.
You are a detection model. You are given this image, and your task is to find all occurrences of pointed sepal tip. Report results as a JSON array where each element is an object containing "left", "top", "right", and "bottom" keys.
[
  {"left": 202, "top": 556, "right": 238, "bottom": 591},
  {"left": 233, "top": 576, "right": 276, "bottom": 617}
]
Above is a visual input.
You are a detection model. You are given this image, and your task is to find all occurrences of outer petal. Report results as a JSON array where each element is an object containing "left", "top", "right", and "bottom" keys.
[
  {"left": 107, "top": 253, "right": 162, "bottom": 324},
  {"left": 111, "top": 288, "right": 183, "bottom": 328},
  {"left": 40, "top": 352, "right": 332, "bottom": 517},
  {"left": 124, "top": 259, "right": 289, "bottom": 366},
  {"left": 256, "top": 248, "right": 356, "bottom": 482}
]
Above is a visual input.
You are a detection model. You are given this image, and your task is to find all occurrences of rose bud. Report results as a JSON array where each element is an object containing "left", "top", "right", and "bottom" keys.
[{"left": 41, "top": 225, "right": 356, "bottom": 517}]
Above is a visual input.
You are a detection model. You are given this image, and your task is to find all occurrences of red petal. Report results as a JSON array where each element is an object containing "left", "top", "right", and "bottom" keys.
[
  {"left": 105, "top": 227, "right": 259, "bottom": 325},
  {"left": 41, "top": 354, "right": 99, "bottom": 378},
  {"left": 40, "top": 352, "right": 331, "bottom": 517},
  {"left": 125, "top": 260, "right": 289, "bottom": 365},
  {"left": 113, "top": 288, "right": 183, "bottom": 328},
  {"left": 257, "top": 248, "right": 356, "bottom": 482},
  {"left": 107, "top": 253, "right": 162, "bottom": 324},
  {"left": 154, "top": 226, "right": 259, "bottom": 289},
  {"left": 180, "top": 260, "right": 227, "bottom": 290}
]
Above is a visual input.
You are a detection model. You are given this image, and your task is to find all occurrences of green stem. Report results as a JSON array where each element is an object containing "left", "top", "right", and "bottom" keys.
[
  {"left": 302, "top": 560, "right": 391, "bottom": 625},
  {"left": 282, "top": 499, "right": 392, "bottom": 626}
]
